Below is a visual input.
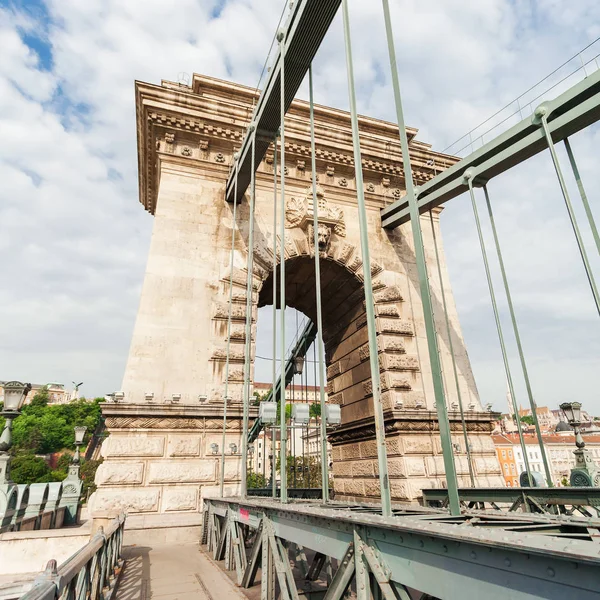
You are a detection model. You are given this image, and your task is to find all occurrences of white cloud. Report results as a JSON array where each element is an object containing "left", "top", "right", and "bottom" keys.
[{"left": 0, "top": 0, "right": 599, "bottom": 415}]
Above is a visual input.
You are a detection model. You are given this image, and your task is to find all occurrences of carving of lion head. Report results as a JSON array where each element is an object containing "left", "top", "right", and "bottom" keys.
[{"left": 317, "top": 224, "right": 332, "bottom": 252}]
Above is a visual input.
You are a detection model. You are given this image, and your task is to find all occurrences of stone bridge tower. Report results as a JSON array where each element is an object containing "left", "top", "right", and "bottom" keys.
[{"left": 91, "top": 74, "right": 502, "bottom": 523}]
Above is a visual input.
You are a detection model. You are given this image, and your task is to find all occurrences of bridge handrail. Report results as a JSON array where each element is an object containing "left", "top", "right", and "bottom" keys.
[{"left": 19, "top": 513, "right": 126, "bottom": 600}]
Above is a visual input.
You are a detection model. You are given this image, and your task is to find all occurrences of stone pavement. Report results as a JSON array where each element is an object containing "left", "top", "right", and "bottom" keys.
[{"left": 116, "top": 543, "right": 247, "bottom": 600}]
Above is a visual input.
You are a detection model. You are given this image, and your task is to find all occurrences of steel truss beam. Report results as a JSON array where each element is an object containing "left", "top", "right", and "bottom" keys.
[
  {"left": 381, "top": 68, "right": 600, "bottom": 228},
  {"left": 204, "top": 497, "right": 600, "bottom": 600},
  {"left": 423, "top": 486, "right": 600, "bottom": 517},
  {"left": 225, "top": 0, "right": 341, "bottom": 204}
]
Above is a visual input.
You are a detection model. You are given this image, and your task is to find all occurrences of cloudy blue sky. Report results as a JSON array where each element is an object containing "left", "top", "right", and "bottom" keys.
[{"left": 1, "top": 0, "right": 599, "bottom": 414}]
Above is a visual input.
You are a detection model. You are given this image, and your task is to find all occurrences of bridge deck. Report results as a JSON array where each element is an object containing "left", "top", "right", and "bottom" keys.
[
  {"left": 117, "top": 543, "right": 246, "bottom": 600},
  {"left": 205, "top": 496, "right": 600, "bottom": 600}
]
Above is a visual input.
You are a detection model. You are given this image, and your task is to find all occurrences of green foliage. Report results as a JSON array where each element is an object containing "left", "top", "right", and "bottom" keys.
[
  {"left": 0, "top": 395, "right": 105, "bottom": 491},
  {"left": 520, "top": 415, "right": 534, "bottom": 425},
  {"left": 4, "top": 398, "right": 103, "bottom": 455},
  {"left": 247, "top": 468, "right": 267, "bottom": 489},
  {"left": 309, "top": 403, "right": 321, "bottom": 418},
  {"left": 275, "top": 455, "right": 322, "bottom": 488},
  {"left": 81, "top": 459, "right": 103, "bottom": 496},
  {"left": 10, "top": 452, "right": 53, "bottom": 484}
]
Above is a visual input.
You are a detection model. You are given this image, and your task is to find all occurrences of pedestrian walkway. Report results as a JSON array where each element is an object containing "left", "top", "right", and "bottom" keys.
[{"left": 116, "top": 543, "right": 246, "bottom": 600}]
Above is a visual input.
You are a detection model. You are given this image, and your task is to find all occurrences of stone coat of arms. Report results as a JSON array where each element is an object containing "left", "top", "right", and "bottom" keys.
[{"left": 285, "top": 185, "right": 345, "bottom": 252}]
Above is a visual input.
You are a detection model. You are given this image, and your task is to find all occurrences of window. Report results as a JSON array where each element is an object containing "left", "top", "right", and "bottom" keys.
[
  {"left": 508, "top": 450, "right": 512, "bottom": 459},
  {"left": 504, "top": 463, "right": 509, "bottom": 472},
  {"left": 501, "top": 450, "right": 506, "bottom": 459},
  {"left": 510, "top": 464, "right": 516, "bottom": 474},
  {"left": 507, "top": 480, "right": 512, "bottom": 487}
]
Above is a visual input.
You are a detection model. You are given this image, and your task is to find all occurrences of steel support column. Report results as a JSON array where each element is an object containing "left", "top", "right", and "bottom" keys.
[
  {"left": 536, "top": 107, "right": 600, "bottom": 316},
  {"left": 381, "top": 0, "right": 459, "bottom": 514},
  {"left": 309, "top": 65, "right": 329, "bottom": 503},
  {"left": 241, "top": 131, "right": 257, "bottom": 499},
  {"left": 465, "top": 174, "right": 533, "bottom": 486},
  {"left": 341, "top": 0, "right": 391, "bottom": 516},
  {"left": 278, "top": 30, "right": 288, "bottom": 504},
  {"left": 482, "top": 184, "right": 553, "bottom": 487}
]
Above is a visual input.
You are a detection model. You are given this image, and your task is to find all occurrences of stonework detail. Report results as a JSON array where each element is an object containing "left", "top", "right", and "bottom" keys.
[
  {"left": 95, "top": 462, "right": 144, "bottom": 486},
  {"left": 284, "top": 185, "right": 346, "bottom": 253},
  {"left": 96, "top": 74, "right": 499, "bottom": 515},
  {"left": 163, "top": 487, "right": 198, "bottom": 512},
  {"left": 103, "top": 436, "right": 165, "bottom": 457},
  {"left": 91, "top": 488, "right": 160, "bottom": 514},
  {"left": 148, "top": 461, "right": 216, "bottom": 484},
  {"left": 167, "top": 435, "right": 201, "bottom": 457}
]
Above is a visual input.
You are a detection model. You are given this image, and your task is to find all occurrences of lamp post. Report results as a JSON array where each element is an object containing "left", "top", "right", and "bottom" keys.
[
  {"left": 60, "top": 425, "right": 87, "bottom": 525},
  {"left": 560, "top": 402, "right": 600, "bottom": 487},
  {"left": 0, "top": 381, "right": 31, "bottom": 485}
]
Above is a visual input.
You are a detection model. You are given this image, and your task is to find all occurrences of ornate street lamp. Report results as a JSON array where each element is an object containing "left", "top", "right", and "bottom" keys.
[
  {"left": 60, "top": 425, "right": 87, "bottom": 525},
  {"left": 560, "top": 401, "right": 599, "bottom": 487},
  {"left": 0, "top": 381, "right": 31, "bottom": 485},
  {"left": 293, "top": 355, "right": 305, "bottom": 376},
  {"left": 73, "top": 426, "right": 87, "bottom": 465}
]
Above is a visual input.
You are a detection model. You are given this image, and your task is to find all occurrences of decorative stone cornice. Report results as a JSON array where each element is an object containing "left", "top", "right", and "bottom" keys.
[
  {"left": 328, "top": 411, "right": 496, "bottom": 445},
  {"left": 136, "top": 75, "right": 459, "bottom": 215}
]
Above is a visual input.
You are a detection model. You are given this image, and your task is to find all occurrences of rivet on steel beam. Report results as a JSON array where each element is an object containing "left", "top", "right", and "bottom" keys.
[
  {"left": 532, "top": 103, "right": 549, "bottom": 125},
  {"left": 276, "top": 29, "right": 285, "bottom": 42}
]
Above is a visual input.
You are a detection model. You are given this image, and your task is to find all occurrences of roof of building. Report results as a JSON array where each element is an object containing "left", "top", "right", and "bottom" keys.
[{"left": 493, "top": 432, "right": 600, "bottom": 445}]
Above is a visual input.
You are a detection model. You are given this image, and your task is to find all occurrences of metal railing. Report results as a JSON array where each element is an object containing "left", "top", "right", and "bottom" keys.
[
  {"left": 423, "top": 487, "right": 600, "bottom": 517},
  {"left": 19, "top": 514, "right": 126, "bottom": 600}
]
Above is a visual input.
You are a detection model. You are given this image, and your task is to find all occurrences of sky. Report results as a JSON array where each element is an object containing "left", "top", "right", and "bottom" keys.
[{"left": 1, "top": 0, "right": 599, "bottom": 414}]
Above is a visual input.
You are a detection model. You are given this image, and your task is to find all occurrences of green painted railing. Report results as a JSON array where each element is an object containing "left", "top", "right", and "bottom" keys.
[{"left": 19, "top": 514, "right": 126, "bottom": 600}]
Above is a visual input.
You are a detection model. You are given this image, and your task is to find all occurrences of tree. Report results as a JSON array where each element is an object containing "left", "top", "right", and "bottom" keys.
[
  {"left": 247, "top": 468, "right": 267, "bottom": 489},
  {"left": 10, "top": 452, "right": 52, "bottom": 484},
  {"left": 80, "top": 459, "right": 103, "bottom": 496},
  {"left": 520, "top": 415, "right": 534, "bottom": 426},
  {"left": 276, "top": 455, "right": 322, "bottom": 488},
  {"left": 309, "top": 403, "right": 321, "bottom": 419}
]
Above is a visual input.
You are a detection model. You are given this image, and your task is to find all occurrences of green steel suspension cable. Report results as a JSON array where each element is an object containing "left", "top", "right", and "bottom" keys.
[
  {"left": 428, "top": 211, "right": 476, "bottom": 487},
  {"left": 536, "top": 108, "right": 600, "bottom": 316},
  {"left": 465, "top": 173, "right": 533, "bottom": 486},
  {"left": 277, "top": 29, "right": 288, "bottom": 504},
  {"left": 563, "top": 137, "right": 600, "bottom": 257},
  {"left": 272, "top": 133, "right": 278, "bottom": 500},
  {"left": 220, "top": 152, "right": 239, "bottom": 498},
  {"left": 342, "top": 0, "right": 391, "bottom": 517},
  {"left": 482, "top": 185, "right": 553, "bottom": 487},
  {"left": 380, "top": 0, "right": 459, "bottom": 514},
  {"left": 241, "top": 129, "right": 257, "bottom": 499},
  {"left": 309, "top": 65, "right": 329, "bottom": 504}
]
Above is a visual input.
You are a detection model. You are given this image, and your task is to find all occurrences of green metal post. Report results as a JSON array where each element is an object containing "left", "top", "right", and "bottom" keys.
[
  {"left": 309, "top": 66, "right": 329, "bottom": 504},
  {"left": 342, "top": 0, "right": 391, "bottom": 517},
  {"left": 428, "top": 211, "right": 475, "bottom": 487},
  {"left": 241, "top": 130, "right": 257, "bottom": 499},
  {"left": 563, "top": 137, "right": 600, "bottom": 257},
  {"left": 221, "top": 153, "right": 239, "bottom": 497},
  {"left": 272, "top": 134, "right": 278, "bottom": 500},
  {"left": 536, "top": 109, "right": 600, "bottom": 316},
  {"left": 278, "top": 30, "right": 288, "bottom": 504},
  {"left": 465, "top": 174, "right": 533, "bottom": 486},
  {"left": 482, "top": 184, "right": 553, "bottom": 487},
  {"left": 381, "top": 0, "right": 459, "bottom": 514}
]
